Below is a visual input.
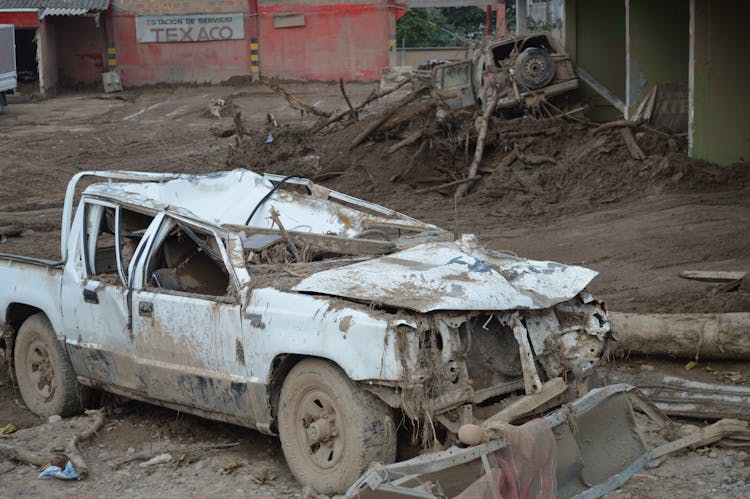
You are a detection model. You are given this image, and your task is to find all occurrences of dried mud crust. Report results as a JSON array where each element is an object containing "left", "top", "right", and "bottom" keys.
[{"left": 277, "top": 359, "right": 396, "bottom": 495}]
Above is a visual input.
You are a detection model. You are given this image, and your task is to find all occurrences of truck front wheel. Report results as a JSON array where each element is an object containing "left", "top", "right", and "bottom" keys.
[
  {"left": 14, "top": 313, "right": 85, "bottom": 417},
  {"left": 278, "top": 358, "right": 396, "bottom": 495}
]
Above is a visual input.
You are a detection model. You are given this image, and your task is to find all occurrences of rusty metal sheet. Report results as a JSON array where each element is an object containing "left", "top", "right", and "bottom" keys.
[{"left": 293, "top": 235, "right": 598, "bottom": 313}]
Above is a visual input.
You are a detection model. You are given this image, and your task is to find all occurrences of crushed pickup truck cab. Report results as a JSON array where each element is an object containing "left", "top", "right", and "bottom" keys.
[
  {"left": 434, "top": 32, "right": 578, "bottom": 111},
  {"left": 0, "top": 169, "right": 610, "bottom": 494}
]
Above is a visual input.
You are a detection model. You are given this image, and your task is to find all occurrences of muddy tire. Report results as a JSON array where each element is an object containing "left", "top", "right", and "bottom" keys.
[
  {"left": 515, "top": 47, "right": 555, "bottom": 89},
  {"left": 278, "top": 358, "right": 396, "bottom": 495},
  {"left": 14, "top": 313, "right": 85, "bottom": 417}
]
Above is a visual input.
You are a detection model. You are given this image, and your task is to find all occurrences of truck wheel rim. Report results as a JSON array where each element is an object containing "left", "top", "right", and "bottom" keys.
[
  {"left": 524, "top": 57, "right": 547, "bottom": 79},
  {"left": 296, "top": 388, "right": 344, "bottom": 469},
  {"left": 26, "top": 340, "right": 55, "bottom": 402}
]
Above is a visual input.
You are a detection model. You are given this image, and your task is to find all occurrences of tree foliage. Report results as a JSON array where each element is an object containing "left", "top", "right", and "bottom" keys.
[{"left": 396, "top": 5, "right": 516, "bottom": 48}]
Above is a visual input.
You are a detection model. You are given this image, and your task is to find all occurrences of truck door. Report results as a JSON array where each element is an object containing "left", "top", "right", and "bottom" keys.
[
  {"left": 61, "top": 200, "right": 152, "bottom": 391},
  {"left": 433, "top": 60, "right": 476, "bottom": 110},
  {"left": 129, "top": 215, "right": 253, "bottom": 420}
]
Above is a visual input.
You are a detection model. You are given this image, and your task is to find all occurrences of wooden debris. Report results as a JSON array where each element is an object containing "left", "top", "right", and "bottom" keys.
[
  {"left": 517, "top": 148, "right": 557, "bottom": 166},
  {"left": 390, "top": 140, "right": 426, "bottom": 182},
  {"left": 269, "top": 208, "right": 301, "bottom": 262},
  {"left": 620, "top": 127, "right": 646, "bottom": 160},
  {"left": 349, "top": 85, "right": 431, "bottom": 150},
  {"left": 233, "top": 112, "right": 246, "bottom": 137},
  {"left": 65, "top": 409, "right": 106, "bottom": 478},
  {"left": 593, "top": 119, "right": 642, "bottom": 134},
  {"left": 600, "top": 370, "right": 750, "bottom": 421},
  {"left": 458, "top": 377, "right": 567, "bottom": 445},
  {"left": 651, "top": 419, "right": 750, "bottom": 459},
  {"left": 609, "top": 311, "right": 750, "bottom": 360},
  {"left": 413, "top": 176, "right": 481, "bottom": 195},
  {"left": 0, "top": 410, "right": 105, "bottom": 477},
  {"left": 0, "top": 443, "right": 52, "bottom": 467},
  {"left": 455, "top": 82, "right": 499, "bottom": 197},
  {"left": 678, "top": 270, "right": 747, "bottom": 283},
  {"left": 263, "top": 79, "right": 331, "bottom": 118},
  {"left": 312, "top": 76, "right": 414, "bottom": 133},
  {"left": 338, "top": 78, "right": 357, "bottom": 122},
  {"left": 387, "top": 129, "right": 424, "bottom": 155},
  {"left": 109, "top": 442, "right": 239, "bottom": 468}
]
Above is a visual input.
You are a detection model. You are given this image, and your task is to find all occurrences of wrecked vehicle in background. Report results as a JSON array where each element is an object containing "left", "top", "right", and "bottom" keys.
[
  {"left": 0, "top": 169, "right": 609, "bottom": 494},
  {"left": 434, "top": 32, "right": 578, "bottom": 110}
]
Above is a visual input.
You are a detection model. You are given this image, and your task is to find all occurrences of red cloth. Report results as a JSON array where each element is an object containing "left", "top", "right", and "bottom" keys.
[{"left": 456, "top": 418, "right": 556, "bottom": 499}]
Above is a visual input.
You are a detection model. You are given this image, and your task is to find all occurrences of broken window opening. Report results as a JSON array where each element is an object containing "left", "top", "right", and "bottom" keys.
[
  {"left": 145, "top": 219, "right": 233, "bottom": 298},
  {"left": 83, "top": 204, "right": 154, "bottom": 287}
]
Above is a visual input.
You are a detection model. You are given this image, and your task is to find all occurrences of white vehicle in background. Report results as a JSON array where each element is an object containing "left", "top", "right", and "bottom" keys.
[
  {"left": 0, "top": 24, "right": 16, "bottom": 113},
  {"left": 0, "top": 169, "right": 611, "bottom": 494}
]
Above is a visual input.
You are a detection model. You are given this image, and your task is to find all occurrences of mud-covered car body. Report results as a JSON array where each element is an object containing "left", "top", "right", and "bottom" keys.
[
  {"left": 434, "top": 32, "right": 578, "bottom": 110},
  {"left": 0, "top": 169, "right": 609, "bottom": 489}
]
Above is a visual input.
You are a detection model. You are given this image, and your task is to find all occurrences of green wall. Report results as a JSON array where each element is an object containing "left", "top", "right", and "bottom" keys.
[
  {"left": 628, "top": 0, "right": 689, "bottom": 114},
  {"left": 692, "top": 0, "right": 750, "bottom": 165},
  {"left": 574, "top": 0, "right": 626, "bottom": 121}
]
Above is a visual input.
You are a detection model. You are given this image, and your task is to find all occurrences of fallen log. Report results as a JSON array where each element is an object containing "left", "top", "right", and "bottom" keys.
[
  {"left": 263, "top": 79, "right": 331, "bottom": 118},
  {"left": 455, "top": 83, "right": 499, "bottom": 197},
  {"left": 349, "top": 85, "right": 431, "bottom": 150},
  {"left": 609, "top": 311, "right": 750, "bottom": 360},
  {"left": 387, "top": 129, "right": 424, "bottom": 155},
  {"left": 620, "top": 127, "right": 646, "bottom": 160},
  {"left": 598, "top": 370, "right": 750, "bottom": 421},
  {"left": 678, "top": 270, "right": 747, "bottom": 283}
]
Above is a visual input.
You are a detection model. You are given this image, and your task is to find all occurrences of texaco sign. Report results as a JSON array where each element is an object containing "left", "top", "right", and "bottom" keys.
[{"left": 135, "top": 13, "right": 245, "bottom": 43}]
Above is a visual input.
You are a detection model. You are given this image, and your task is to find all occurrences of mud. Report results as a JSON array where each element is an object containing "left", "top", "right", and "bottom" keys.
[{"left": 1, "top": 83, "right": 749, "bottom": 497}]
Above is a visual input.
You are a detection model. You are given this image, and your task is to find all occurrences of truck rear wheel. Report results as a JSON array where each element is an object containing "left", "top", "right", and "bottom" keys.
[
  {"left": 14, "top": 313, "right": 85, "bottom": 417},
  {"left": 278, "top": 358, "right": 396, "bottom": 495}
]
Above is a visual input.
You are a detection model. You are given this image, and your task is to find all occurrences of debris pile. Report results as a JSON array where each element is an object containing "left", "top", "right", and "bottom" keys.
[{"left": 226, "top": 78, "right": 749, "bottom": 224}]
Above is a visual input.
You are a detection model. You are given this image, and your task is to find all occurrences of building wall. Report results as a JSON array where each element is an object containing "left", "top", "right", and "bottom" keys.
[
  {"left": 53, "top": 16, "right": 105, "bottom": 86},
  {"left": 257, "top": 1, "right": 391, "bottom": 81},
  {"left": 572, "top": 0, "right": 625, "bottom": 121},
  {"left": 0, "top": 10, "right": 39, "bottom": 28},
  {"left": 396, "top": 47, "right": 467, "bottom": 67},
  {"left": 110, "top": 0, "right": 252, "bottom": 85},
  {"left": 627, "top": 0, "right": 688, "bottom": 117},
  {"left": 691, "top": 0, "right": 750, "bottom": 165},
  {"left": 37, "top": 19, "right": 57, "bottom": 95}
]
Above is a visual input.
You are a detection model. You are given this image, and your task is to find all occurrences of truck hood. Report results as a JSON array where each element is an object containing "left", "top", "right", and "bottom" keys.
[{"left": 292, "top": 235, "right": 598, "bottom": 313}]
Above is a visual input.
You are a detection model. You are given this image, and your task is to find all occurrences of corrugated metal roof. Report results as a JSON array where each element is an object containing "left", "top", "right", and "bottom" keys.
[{"left": 0, "top": 1, "right": 109, "bottom": 11}]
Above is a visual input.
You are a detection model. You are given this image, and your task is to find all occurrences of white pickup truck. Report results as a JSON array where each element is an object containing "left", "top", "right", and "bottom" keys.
[{"left": 0, "top": 170, "right": 610, "bottom": 493}]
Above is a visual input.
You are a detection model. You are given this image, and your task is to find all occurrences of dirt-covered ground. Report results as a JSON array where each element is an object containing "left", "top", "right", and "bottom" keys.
[{"left": 0, "top": 83, "right": 749, "bottom": 498}]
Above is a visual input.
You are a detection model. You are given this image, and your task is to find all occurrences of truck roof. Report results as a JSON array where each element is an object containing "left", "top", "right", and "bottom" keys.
[{"left": 80, "top": 169, "right": 435, "bottom": 236}]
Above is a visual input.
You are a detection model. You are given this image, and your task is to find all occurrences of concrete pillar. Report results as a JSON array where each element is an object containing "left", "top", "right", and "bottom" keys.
[
  {"left": 497, "top": 0, "right": 506, "bottom": 37},
  {"left": 516, "top": 0, "right": 527, "bottom": 34}
]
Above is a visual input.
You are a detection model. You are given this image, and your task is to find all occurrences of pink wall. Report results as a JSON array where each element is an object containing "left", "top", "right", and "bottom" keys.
[
  {"left": 52, "top": 16, "right": 105, "bottom": 86},
  {"left": 258, "top": 3, "right": 391, "bottom": 81},
  {"left": 113, "top": 13, "right": 252, "bottom": 85}
]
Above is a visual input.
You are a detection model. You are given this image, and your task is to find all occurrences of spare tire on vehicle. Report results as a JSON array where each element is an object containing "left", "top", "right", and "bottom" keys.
[{"left": 514, "top": 47, "right": 555, "bottom": 89}]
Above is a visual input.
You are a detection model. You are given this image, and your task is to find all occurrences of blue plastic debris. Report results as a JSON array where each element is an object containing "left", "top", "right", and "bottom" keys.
[
  {"left": 38, "top": 460, "right": 79, "bottom": 480},
  {"left": 265, "top": 133, "right": 273, "bottom": 143}
]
